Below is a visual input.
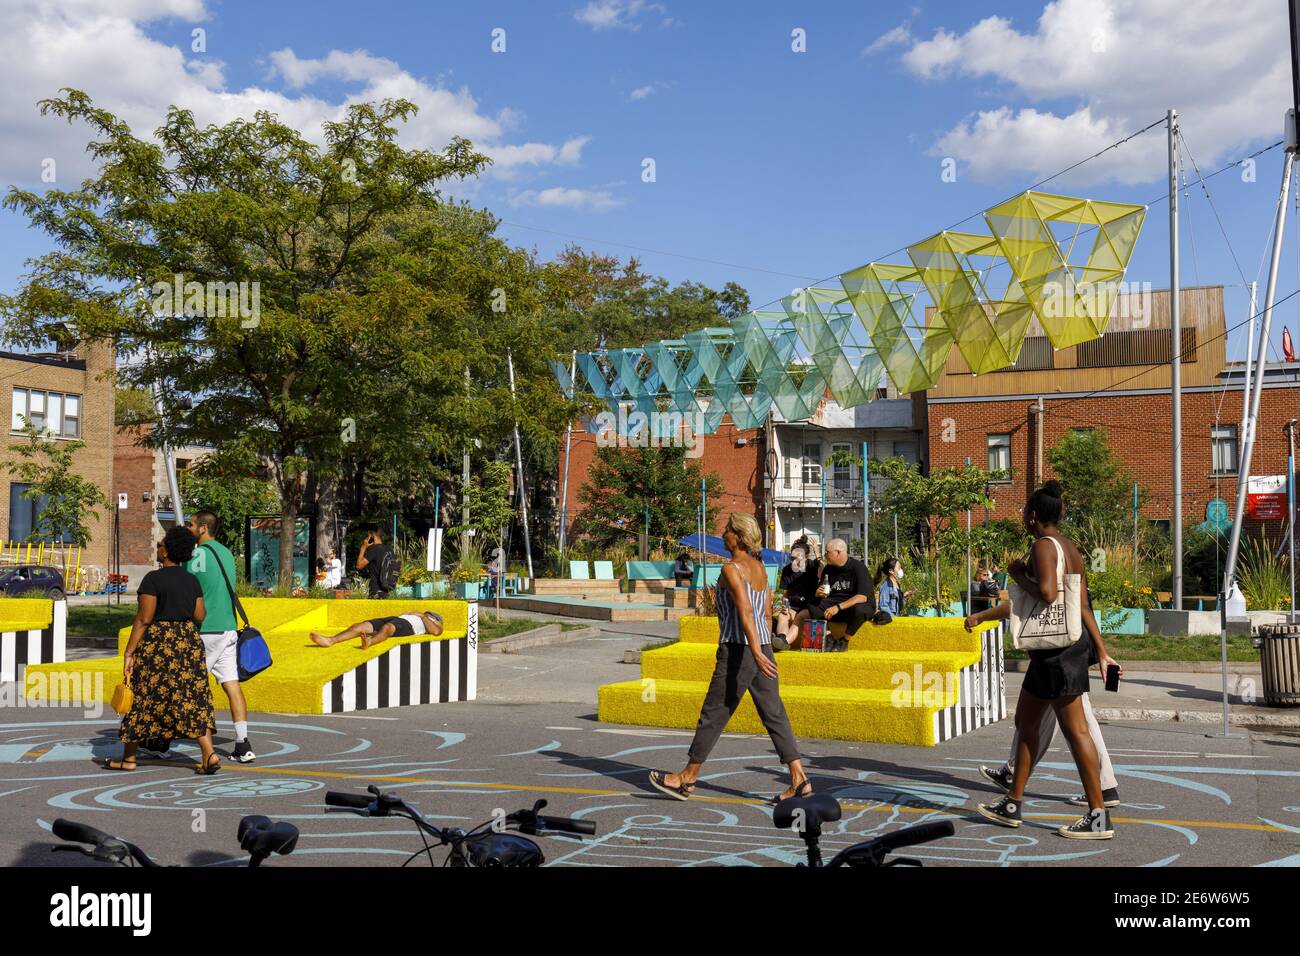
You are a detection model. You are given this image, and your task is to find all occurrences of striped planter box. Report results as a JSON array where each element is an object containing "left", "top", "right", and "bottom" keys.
[
  {"left": 932, "top": 620, "right": 1007, "bottom": 744},
  {"left": 0, "top": 600, "right": 66, "bottom": 682},
  {"left": 320, "top": 603, "right": 478, "bottom": 713}
]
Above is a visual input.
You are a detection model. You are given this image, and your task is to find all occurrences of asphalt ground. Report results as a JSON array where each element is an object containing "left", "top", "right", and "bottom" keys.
[{"left": 2, "top": 627, "right": 1298, "bottom": 868}]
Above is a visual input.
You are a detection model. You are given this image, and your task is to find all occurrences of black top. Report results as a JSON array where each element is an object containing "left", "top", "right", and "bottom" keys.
[
  {"left": 820, "top": 557, "right": 874, "bottom": 609},
  {"left": 779, "top": 561, "right": 820, "bottom": 611},
  {"left": 138, "top": 565, "right": 203, "bottom": 622},
  {"left": 364, "top": 544, "right": 391, "bottom": 594}
]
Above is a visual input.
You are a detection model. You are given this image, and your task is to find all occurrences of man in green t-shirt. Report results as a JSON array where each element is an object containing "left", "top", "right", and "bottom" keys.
[{"left": 185, "top": 511, "right": 255, "bottom": 763}]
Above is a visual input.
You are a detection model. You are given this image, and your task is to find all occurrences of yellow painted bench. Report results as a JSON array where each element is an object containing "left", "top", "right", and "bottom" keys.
[
  {"left": 27, "top": 598, "right": 477, "bottom": 715},
  {"left": 599, "top": 614, "right": 1006, "bottom": 747}
]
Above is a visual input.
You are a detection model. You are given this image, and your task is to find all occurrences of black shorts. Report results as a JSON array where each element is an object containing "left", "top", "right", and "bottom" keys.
[
  {"left": 810, "top": 599, "right": 872, "bottom": 635},
  {"left": 366, "top": 616, "right": 415, "bottom": 638}
]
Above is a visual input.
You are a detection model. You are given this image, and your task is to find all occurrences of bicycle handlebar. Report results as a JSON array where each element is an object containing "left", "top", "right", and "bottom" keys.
[
  {"left": 871, "top": 820, "right": 955, "bottom": 853},
  {"left": 53, "top": 818, "right": 111, "bottom": 846},
  {"left": 538, "top": 816, "right": 597, "bottom": 836},
  {"left": 325, "top": 791, "right": 373, "bottom": 810}
]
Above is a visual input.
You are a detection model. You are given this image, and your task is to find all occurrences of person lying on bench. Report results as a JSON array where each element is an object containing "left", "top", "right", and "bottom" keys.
[{"left": 310, "top": 611, "right": 444, "bottom": 649}]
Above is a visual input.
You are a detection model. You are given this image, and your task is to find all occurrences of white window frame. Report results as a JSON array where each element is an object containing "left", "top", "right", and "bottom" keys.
[{"left": 11, "top": 387, "right": 82, "bottom": 439}]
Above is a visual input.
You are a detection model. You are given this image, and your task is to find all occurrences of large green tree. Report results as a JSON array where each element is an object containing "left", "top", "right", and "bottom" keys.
[
  {"left": 870, "top": 457, "right": 999, "bottom": 608},
  {"left": 1048, "top": 428, "right": 1143, "bottom": 547},
  {"left": 1, "top": 91, "right": 570, "bottom": 584},
  {"left": 575, "top": 446, "right": 723, "bottom": 552}
]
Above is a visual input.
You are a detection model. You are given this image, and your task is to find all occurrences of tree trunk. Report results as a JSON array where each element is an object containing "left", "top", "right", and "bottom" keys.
[
  {"left": 315, "top": 474, "right": 339, "bottom": 562},
  {"left": 277, "top": 471, "right": 301, "bottom": 593}
]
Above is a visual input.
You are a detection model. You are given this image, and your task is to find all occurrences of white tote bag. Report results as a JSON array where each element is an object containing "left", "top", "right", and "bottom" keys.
[{"left": 1008, "top": 536, "right": 1081, "bottom": 651}]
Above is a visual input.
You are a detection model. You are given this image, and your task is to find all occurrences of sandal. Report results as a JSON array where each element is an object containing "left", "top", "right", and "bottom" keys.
[
  {"left": 196, "top": 753, "right": 221, "bottom": 776},
  {"left": 648, "top": 769, "right": 695, "bottom": 801},
  {"left": 772, "top": 778, "right": 813, "bottom": 805},
  {"left": 104, "top": 758, "right": 137, "bottom": 772}
]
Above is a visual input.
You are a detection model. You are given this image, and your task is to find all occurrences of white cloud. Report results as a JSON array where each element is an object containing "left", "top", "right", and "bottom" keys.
[
  {"left": 0, "top": 0, "right": 589, "bottom": 188},
  {"left": 863, "top": 25, "right": 912, "bottom": 56},
  {"left": 574, "top": 1, "right": 667, "bottom": 32},
  {"left": 893, "top": 0, "right": 1289, "bottom": 185},
  {"left": 510, "top": 186, "right": 623, "bottom": 210},
  {"left": 628, "top": 84, "right": 657, "bottom": 101}
]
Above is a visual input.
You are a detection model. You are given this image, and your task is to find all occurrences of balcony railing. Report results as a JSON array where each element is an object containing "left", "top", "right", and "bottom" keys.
[{"left": 773, "top": 476, "right": 889, "bottom": 507}]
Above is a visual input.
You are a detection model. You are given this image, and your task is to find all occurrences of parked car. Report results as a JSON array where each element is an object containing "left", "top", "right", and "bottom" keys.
[{"left": 0, "top": 565, "right": 66, "bottom": 600}]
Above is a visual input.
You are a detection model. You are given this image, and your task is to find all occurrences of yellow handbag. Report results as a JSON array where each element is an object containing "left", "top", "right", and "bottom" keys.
[{"left": 110, "top": 681, "right": 133, "bottom": 716}]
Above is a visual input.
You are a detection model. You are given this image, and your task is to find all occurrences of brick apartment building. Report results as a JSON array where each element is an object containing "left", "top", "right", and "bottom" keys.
[
  {"left": 927, "top": 285, "right": 1299, "bottom": 533},
  {"left": 0, "top": 342, "right": 114, "bottom": 570}
]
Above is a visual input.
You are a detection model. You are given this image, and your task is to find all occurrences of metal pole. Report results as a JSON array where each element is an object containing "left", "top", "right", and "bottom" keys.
[
  {"left": 1169, "top": 108, "right": 1185, "bottom": 611},
  {"left": 1224, "top": 150, "right": 1295, "bottom": 595},
  {"left": 894, "top": 513, "right": 899, "bottom": 558},
  {"left": 861, "top": 440, "right": 870, "bottom": 564},
  {"left": 1241, "top": 282, "right": 1257, "bottom": 453},
  {"left": 462, "top": 367, "right": 472, "bottom": 557},
  {"left": 433, "top": 486, "right": 440, "bottom": 529},
  {"left": 1288, "top": 421, "right": 1297, "bottom": 623},
  {"left": 1035, "top": 397, "right": 1044, "bottom": 486},
  {"left": 820, "top": 464, "right": 827, "bottom": 549},
  {"left": 1220, "top": 135, "right": 1296, "bottom": 738},
  {"left": 506, "top": 350, "right": 534, "bottom": 579},
  {"left": 700, "top": 478, "right": 708, "bottom": 589},
  {"left": 965, "top": 455, "right": 972, "bottom": 614},
  {"left": 557, "top": 351, "right": 576, "bottom": 564},
  {"left": 1133, "top": 481, "right": 1140, "bottom": 578}
]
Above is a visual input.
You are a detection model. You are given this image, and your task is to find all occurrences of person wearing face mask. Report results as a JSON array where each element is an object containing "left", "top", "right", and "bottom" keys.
[
  {"left": 875, "top": 557, "right": 914, "bottom": 617},
  {"left": 774, "top": 537, "right": 820, "bottom": 650}
]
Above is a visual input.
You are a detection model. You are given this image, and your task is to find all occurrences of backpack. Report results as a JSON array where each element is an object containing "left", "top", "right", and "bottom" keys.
[{"left": 378, "top": 547, "right": 400, "bottom": 592}]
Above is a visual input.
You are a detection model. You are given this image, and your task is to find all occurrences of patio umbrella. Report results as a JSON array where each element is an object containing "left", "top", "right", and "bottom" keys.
[{"left": 678, "top": 533, "right": 787, "bottom": 565}]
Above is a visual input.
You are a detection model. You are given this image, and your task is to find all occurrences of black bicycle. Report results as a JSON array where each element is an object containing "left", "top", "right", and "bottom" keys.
[
  {"left": 50, "top": 815, "right": 300, "bottom": 867},
  {"left": 773, "top": 793, "right": 955, "bottom": 867},
  {"left": 324, "top": 785, "right": 597, "bottom": 867}
]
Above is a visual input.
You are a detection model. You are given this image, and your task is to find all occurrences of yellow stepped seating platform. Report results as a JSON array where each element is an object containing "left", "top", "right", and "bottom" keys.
[
  {"left": 0, "top": 598, "right": 66, "bottom": 681},
  {"left": 598, "top": 614, "right": 1006, "bottom": 747},
  {"left": 24, "top": 598, "right": 478, "bottom": 715}
]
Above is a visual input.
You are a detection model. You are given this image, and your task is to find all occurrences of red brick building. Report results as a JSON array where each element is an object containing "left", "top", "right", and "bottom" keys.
[{"left": 927, "top": 286, "right": 1299, "bottom": 533}]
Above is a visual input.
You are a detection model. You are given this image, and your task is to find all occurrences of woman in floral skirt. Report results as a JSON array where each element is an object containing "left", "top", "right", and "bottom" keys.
[{"left": 107, "top": 525, "right": 219, "bottom": 774}]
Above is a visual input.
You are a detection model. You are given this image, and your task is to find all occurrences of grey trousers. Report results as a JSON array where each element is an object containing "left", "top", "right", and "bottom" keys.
[
  {"left": 1006, "top": 692, "right": 1119, "bottom": 791},
  {"left": 687, "top": 643, "right": 800, "bottom": 765}
]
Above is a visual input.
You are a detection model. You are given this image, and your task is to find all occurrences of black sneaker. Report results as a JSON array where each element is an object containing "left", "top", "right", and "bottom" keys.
[
  {"left": 976, "top": 794, "right": 1023, "bottom": 828},
  {"left": 1068, "top": 787, "right": 1120, "bottom": 808},
  {"left": 771, "top": 635, "right": 791, "bottom": 652},
  {"left": 1058, "top": 808, "right": 1114, "bottom": 840},
  {"left": 979, "top": 764, "right": 1014, "bottom": 792},
  {"left": 231, "top": 739, "right": 256, "bottom": 763}
]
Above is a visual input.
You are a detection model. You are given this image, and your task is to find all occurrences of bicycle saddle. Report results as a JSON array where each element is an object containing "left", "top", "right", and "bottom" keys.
[
  {"left": 238, "top": 815, "right": 300, "bottom": 858},
  {"left": 773, "top": 793, "right": 842, "bottom": 834}
]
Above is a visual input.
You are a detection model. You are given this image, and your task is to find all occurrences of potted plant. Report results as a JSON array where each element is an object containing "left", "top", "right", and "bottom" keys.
[{"left": 398, "top": 563, "right": 435, "bottom": 599}]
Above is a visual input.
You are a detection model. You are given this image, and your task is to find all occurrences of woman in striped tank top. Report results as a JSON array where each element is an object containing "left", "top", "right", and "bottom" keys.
[{"left": 649, "top": 512, "right": 810, "bottom": 804}]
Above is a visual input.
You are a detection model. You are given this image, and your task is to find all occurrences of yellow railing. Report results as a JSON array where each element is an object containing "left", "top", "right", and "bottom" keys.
[{"left": 0, "top": 541, "right": 84, "bottom": 592}]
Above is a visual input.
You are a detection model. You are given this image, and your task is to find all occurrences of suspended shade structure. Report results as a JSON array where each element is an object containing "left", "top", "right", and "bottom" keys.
[{"left": 552, "top": 190, "right": 1147, "bottom": 435}]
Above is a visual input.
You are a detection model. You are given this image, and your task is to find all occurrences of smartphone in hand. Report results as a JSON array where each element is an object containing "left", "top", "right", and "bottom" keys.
[{"left": 1104, "top": 664, "right": 1121, "bottom": 692}]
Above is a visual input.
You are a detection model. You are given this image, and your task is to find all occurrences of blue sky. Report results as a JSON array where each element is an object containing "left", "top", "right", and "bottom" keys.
[{"left": 3, "top": 0, "right": 1298, "bottom": 362}]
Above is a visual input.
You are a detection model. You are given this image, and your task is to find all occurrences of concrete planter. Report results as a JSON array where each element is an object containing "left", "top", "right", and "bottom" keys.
[
  {"left": 453, "top": 582, "right": 480, "bottom": 600},
  {"left": 414, "top": 582, "right": 434, "bottom": 599},
  {"left": 1097, "top": 607, "right": 1145, "bottom": 634}
]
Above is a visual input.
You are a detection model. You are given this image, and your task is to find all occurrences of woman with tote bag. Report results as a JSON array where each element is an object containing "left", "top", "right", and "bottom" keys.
[{"left": 969, "top": 480, "right": 1114, "bottom": 840}]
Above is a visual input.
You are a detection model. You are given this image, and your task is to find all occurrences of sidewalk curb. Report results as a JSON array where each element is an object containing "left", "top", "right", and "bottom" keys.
[
  {"left": 482, "top": 623, "right": 601, "bottom": 654},
  {"left": 1092, "top": 707, "right": 1300, "bottom": 728},
  {"left": 1005, "top": 659, "right": 1261, "bottom": 674}
]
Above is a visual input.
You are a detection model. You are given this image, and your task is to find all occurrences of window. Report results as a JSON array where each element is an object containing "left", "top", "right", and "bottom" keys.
[
  {"left": 802, "top": 443, "right": 822, "bottom": 485},
  {"left": 987, "top": 433, "right": 1012, "bottom": 477},
  {"left": 11, "top": 388, "right": 82, "bottom": 438},
  {"left": 832, "top": 520, "right": 857, "bottom": 545},
  {"left": 1211, "top": 424, "right": 1238, "bottom": 475},
  {"left": 831, "top": 442, "right": 852, "bottom": 491}
]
